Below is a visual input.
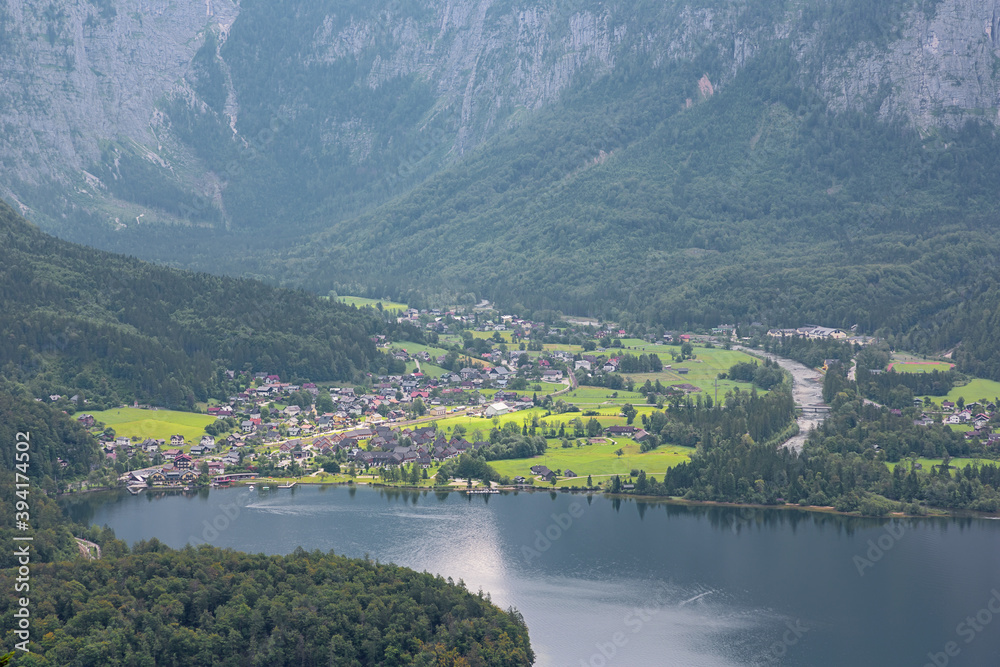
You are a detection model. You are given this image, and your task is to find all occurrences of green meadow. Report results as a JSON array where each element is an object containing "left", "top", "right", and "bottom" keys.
[
  {"left": 489, "top": 439, "right": 695, "bottom": 482},
  {"left": 919, "top": 378, "right": 1000, "bottom": 405},
  {"left": 561, "top": 386, "right": 648, "bottom": 405},
  {"left": 336, "top": 296, "right": 408, "bottom": 312},
  {"left": 890, "top": 361, "right": 955, "bottom": 374},
  {"left": 607, "top": 345, "right": 764, "bottom": 398},
  {"left": 88, "top": 407, "right": 216, "bottom": 444},
  {"left": 425, "top": 405, "right": 649, "bottom": 441}
]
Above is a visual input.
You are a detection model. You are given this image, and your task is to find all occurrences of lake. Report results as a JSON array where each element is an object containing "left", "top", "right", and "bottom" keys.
[{"left": 67, "top": 486, "right": 1000, "bottom": 667}]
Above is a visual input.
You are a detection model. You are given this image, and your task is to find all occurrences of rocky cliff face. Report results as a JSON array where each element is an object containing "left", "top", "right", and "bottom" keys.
[
  {"left": 811, "top": 0, "right": 1000, "bottom": 128},
  {"left": 0, "top": 0, "right": 237, "bottom": 199},
  {"left": 0, "top": 0, "right": 997, "bottom": 239}
]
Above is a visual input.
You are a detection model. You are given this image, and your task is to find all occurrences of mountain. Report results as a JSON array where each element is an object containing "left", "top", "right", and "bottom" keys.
[
  {"left": 0, "top": 199, "right": 393, "bottom": 409},
  {"left": 2, "top": 0, "right": 1000, "bottom": 362}
]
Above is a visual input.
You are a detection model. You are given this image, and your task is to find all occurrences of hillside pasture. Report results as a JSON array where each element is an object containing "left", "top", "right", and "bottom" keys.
[{"left": 88, "top": 407, "right": 215, "bottom": 445}]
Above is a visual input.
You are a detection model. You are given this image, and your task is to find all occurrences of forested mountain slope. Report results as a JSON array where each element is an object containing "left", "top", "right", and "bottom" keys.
[
  {"left": 0, "top": 200, "right": 390, "bottom": 409},
  {"left": 4, "top": 0, "right": 998, "bottom": 252},
  {"left": 2, "top": 0, "right": 1000, "bottom": 372}
]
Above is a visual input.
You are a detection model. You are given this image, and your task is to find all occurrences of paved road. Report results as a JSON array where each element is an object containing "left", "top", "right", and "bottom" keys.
[{"left": 737, "top": 347, "right": 828, "bottom": 452}]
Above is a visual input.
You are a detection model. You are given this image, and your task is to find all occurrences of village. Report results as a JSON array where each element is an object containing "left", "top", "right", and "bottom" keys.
[{"left": 70, "top": 305, "right": 1000, "bottom": 492}]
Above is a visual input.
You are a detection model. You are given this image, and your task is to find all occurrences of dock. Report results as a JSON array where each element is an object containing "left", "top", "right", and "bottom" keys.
[{"left": 277, "top": 482, "right": 297, "bottom": 489}]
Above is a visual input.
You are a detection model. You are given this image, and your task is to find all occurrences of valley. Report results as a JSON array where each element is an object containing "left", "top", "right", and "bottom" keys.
[{"left": 4, "top": 2, "right": 1000, "bottom": 665}]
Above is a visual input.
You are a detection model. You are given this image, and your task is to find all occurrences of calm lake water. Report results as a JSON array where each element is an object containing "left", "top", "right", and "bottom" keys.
[{"left": 67, "top": 486, "right": 1000, "bottom": 667}]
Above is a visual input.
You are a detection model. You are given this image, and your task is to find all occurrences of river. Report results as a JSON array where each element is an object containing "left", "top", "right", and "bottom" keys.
[
  {"left": 68, "top": 486, "right": 1000, "bottom": 667},
  {"left": 735, "top": 347, "right": 827, "bottom": 451}
]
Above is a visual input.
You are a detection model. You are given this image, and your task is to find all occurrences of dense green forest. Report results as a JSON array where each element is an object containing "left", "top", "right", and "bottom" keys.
[
  {"left": 0, "top": 544, "right": 534, "bottom": 666},
  {"left": 0, "top": 201, "right": 396, "bottom": 409}
]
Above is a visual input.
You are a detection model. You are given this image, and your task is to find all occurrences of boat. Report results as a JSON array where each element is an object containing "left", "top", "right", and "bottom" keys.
[{"left": 248, "top": 484, "right": 255, "bottom": 491}]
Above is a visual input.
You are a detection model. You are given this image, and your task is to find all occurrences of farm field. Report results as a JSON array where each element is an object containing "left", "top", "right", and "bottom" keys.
[
  {"left": 404, "top": 361, "right": 449, "bottom": 378},
  {"left": 425, "top": 405, "right": 649, "bottom": 440},
  {"left": 89, "top": 407, "right": 215, "bottom": 445},
  {"left": 389, "top": 341, "right": 491, "bottom": 368},
  {"left": 561, "top": 386, "right": 648, "bottom": 405},
  {"left": 919, "top": 378, "right": 1000, "bottom": 405},
  {"left": 889, "top": 361, "right": 955, "bottom": 373},
  {"left": 336, "top": 296, "right": 408, "bottom": 312},
  {"left": 618, "top": 346, "right": 764, "bottom": 398},
  {"left": 489, "top": 439, "right": 695, "bottom": 482}
]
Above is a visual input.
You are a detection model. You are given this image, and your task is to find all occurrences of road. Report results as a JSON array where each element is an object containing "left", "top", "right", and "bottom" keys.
[
  {"left": 737, "top": 346, "right": 829, "bottom": 452},
  {"left": 74, "top": 537, "right": 101, "bottom": 560}
]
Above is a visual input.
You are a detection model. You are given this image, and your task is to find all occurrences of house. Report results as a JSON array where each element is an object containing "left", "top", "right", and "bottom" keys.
[
  {"left": 542, "top": 370, "right": 563, "bottom": 381},
  {"left": 575, "top": 360, "right": 592, "bottom": 371},
  {"left": 174, "top": 454, "right": 193, "bottom": 469},
  {"left": 564, "top": 470, "right": 577, "bottom": 478},
  {"left": 513, "top": 476, "right": 527, "bottom": 484},
  {"left": 76, "top": 414, "right": 96, "bottom": 428},
  {"left": 485, "top": 402, "right": 510, "bottom": 418},
  {"left": 170, "top": 434, "right": 185, "bottom": 446},
  {"left": 241, "top": 420, "right": 255, "bottom": 433},
  {"left": 606, "top": 425, "right": 637, "bottom": 436}
]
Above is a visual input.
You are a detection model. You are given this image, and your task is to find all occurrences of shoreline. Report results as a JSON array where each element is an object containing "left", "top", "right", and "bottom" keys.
[{"left": 75, "top": 479, "right": 1000, "bottom": 521}]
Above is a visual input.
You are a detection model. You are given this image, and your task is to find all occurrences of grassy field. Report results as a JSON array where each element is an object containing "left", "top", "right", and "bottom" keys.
[
  {"left": 336, "top": 296, "right": 408, "bottom": 312},
  {"left": 919, "top": 378, "right": 1000, "bottom": 405},
  {"left": 389, "top": 341, "right": 492, "bottom": 368},
  {"left": 422, "top": 405, "right": 648, "bottom": 440},
  {"left": 89, "top": 408, "right": 215, "bottom": 444},
  {"left": 489, "top": 439, "right": 694, "bottom": 482},
  {"left": 889, "top": 361, "right": 955, "bottom": 373},
  {"left": 561, "top": 386, "right": 648, "bottom": 405},
  {"left": 610, "top": 345, "right": 763, "bottom": 398}
]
